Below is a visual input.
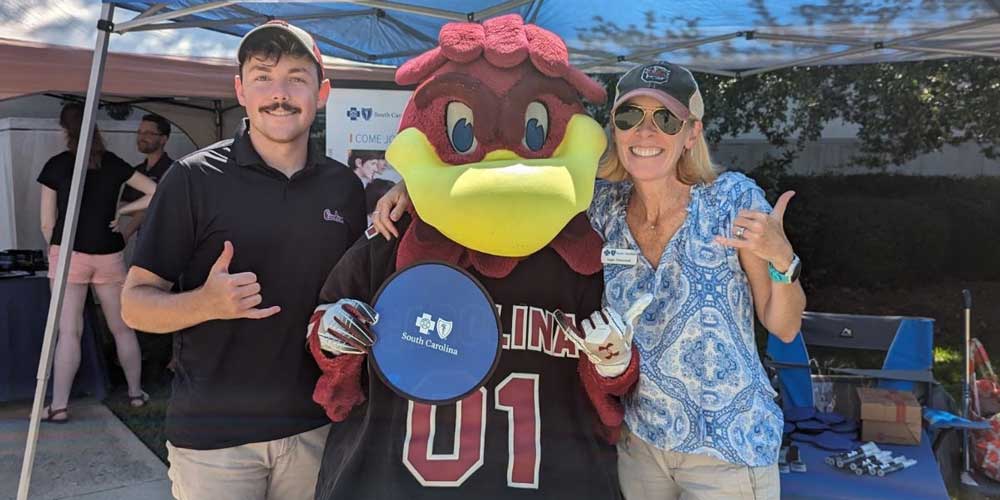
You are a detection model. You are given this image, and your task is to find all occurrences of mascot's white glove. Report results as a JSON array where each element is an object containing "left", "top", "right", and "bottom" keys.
[
  {"left": 554, "top": 294, "right": 653, "bottom": 378},
  {"left": 307, "top": 299, "right": 378, "bottom": 355}
]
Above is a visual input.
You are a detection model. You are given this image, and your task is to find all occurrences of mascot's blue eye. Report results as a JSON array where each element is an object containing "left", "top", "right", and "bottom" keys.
[
  {"left": 452, "top": 119, "right": 474, "bottom": 152},
  {"left": 446, "top": 101, "right": 477, "bottom": 154},
  {"left": 523, "top": 101, "right": 548, "bottom": 151}
]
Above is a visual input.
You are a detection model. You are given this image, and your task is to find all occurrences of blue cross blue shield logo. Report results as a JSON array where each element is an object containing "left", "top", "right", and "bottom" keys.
[{"left": 370, "top": 262, "right": 500, "bottom": 404}]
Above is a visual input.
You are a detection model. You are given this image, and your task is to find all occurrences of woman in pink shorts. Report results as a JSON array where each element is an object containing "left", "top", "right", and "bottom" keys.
[{"left": 36, "top": 103, "right": 158, "bottom": 422}]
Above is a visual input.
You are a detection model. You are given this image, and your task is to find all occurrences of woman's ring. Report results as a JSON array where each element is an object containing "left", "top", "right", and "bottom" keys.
[
  {"left": 735, "top": 226, "right": 746, "bottom": 239},
  {"left": 372, "top": 210, "right": 381, "bottom": 217}
]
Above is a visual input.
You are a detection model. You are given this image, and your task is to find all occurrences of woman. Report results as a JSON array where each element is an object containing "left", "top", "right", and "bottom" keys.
[
  {"left": 37, "top": 103, "right": 157, "bottom": 422},
  {"left": 372, "top": 61, "right": 806, "bottom": 499}
]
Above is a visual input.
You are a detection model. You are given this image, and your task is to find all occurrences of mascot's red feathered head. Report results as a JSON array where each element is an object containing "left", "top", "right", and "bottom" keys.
[{"left": 385, "top": 14, "right": 607, "bottom": 257}]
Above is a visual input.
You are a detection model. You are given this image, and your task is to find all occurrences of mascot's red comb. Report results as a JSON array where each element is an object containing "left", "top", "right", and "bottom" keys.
[{"left": 396, "top": 14, "right": 606, "bottom": 104}]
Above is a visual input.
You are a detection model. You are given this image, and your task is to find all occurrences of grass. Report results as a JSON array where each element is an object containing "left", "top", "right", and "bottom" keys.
[{"left": 104, "top": 373, "right": 171, "bottom": 464}]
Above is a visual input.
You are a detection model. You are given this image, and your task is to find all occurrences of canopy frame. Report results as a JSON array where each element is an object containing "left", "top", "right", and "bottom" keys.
[{"left": 109, "top": 1, "right": 1000, "bottom": 69}]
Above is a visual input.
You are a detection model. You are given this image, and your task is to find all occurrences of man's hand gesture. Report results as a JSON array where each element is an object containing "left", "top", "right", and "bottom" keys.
[{"left": 200, "top": 241, "right": 281, "bottom": 320}]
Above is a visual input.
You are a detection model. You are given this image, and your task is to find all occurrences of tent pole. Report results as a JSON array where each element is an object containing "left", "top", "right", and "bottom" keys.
[
  {"left": 344, "top": 1, "right": 467, "bottom": 22},
  {"left": 136, "top": 3, "right": 169, "bottom": 20},
  {"left": 475, "top": 0, "right": 534, "bottom": 21},
  {"left": 125, "top": 10, "right": 378, "bottom": 32},
  {"left": 741, "top": 16, "right": 1000, "bottom": 77},
  {"left": 890, "top": 45, "right": 1000, "bottom": 59},
  {"left": 16, "top": 3, "right": 114, "bottom": 500},
  {"left": 115, "top": 0, "right": 237, "bottom": 33},
  {"left": 576, "top": 32, "right": 743, "bottom": 71},
  {"left": 739, "top": 45, "right": 873, "bottom": 77},
  {"left": 755, "top": 33, "right": 1000, "bottom": 60},
  {"left": 526, "top": 0, "right": 544, "bottom": 24}
]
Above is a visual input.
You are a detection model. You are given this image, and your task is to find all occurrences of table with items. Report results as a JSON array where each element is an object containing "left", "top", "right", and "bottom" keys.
[
  {"left": 0, "top": 275, "right": 108, "bottom": 402},
  {"left": 778, "top": 403, "right": 949, "bottom": 500}
]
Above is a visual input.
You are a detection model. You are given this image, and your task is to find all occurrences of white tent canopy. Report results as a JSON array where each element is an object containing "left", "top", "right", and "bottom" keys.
[{"left": 0, "top": 36, "right": 397, "bottom": 146}]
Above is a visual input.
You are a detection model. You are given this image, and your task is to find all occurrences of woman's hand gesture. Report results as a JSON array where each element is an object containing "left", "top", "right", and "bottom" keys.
[{"left": 715, "top": 191, "right": 796, "bottom": 271}]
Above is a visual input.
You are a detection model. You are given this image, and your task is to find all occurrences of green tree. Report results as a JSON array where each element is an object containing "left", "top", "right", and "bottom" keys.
[{"left": 588, "top": 58, "right": 1000, "bottom": 191}]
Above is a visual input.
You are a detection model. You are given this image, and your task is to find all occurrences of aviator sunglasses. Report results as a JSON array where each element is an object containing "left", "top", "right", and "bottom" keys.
[{"left": 612, "top": 104, "right": 685, "bottom": 135}]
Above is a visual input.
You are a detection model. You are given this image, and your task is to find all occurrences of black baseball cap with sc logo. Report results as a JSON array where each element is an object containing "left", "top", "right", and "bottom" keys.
[{"left": 612, "top": 61, "right": 704, "bottom": 120}]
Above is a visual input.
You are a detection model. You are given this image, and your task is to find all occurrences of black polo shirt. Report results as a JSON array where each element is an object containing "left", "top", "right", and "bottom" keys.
[
  {"left": 121, "top": 152, "right": 172, "bottom": 202},
  {"left": 132, "top": 124, "right": 365, "bottom": 450},
  {"left": 37, "top": 150, "right": 134, "bottom": 254}
]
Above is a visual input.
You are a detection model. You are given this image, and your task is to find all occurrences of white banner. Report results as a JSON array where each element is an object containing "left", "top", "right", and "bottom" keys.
[
  {"left": 326, "top": 88, "right": 412, "bottom": 218},
  {"left": 326, "top": 87, "right": 411, "bottom": 180}
]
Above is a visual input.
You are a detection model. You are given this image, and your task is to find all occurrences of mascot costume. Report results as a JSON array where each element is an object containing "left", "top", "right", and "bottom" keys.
[{"left": 307, "top": 14, "right": 642, "bottom": 499}]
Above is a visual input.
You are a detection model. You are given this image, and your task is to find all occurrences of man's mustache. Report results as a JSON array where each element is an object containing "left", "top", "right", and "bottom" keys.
[{"left": 260, "top": 102, "right": 301, "bottom": 114}]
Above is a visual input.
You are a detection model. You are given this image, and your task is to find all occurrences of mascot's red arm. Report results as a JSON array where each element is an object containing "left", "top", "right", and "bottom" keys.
[
  {"left": 579, "top": 346, "right": 639, "bottom": 443},
  {"left": 308, "top": 308, "right": 366, "bottom": 422}
]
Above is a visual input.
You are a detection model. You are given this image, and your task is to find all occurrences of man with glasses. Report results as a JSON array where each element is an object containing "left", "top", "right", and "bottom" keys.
[{"left": 118, "top": 113, "right": 173, "bottom": 241}]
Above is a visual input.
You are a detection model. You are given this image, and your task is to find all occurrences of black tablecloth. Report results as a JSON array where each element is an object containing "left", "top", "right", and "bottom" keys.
[{"left": 0, "top": 275, "right": 108, "bottom": 402}]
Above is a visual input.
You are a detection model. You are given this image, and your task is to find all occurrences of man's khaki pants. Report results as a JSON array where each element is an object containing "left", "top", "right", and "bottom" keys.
[
  {"left": 618, "top": 429, "right": 780, "bottom": 500},
  {"left": 166, "top": 424, "right": 330, "bottom": 500}
]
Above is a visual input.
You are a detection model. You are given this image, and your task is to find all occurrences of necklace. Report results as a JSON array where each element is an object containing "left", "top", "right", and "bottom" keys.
[{"left": 629, "top": 189, "right": 690, "bottom": 233}]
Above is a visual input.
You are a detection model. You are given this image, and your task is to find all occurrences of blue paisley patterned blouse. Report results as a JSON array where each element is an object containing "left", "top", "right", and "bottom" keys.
[{"left": 588, "top": 171, "right": 782, "bottom": 467}]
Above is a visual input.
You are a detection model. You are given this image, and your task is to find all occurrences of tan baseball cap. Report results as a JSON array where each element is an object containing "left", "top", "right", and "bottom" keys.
[{"left": 237, "top": 20, "right": 324, "bottom": 78}]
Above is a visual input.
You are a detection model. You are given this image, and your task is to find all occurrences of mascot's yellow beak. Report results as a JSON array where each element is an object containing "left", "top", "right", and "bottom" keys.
[{"left": 386, "top": 114, "right": 606, "bottom": 257}]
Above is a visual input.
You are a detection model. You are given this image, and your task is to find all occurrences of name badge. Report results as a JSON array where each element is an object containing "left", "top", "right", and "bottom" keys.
[{"left": 601, "top": 247, "right": 639, "bottom": 266}]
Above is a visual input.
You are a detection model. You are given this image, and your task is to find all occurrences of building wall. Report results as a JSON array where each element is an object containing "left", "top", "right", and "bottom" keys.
[{"left": 713, "top": 138, "right": 1000, "bottom": 177}]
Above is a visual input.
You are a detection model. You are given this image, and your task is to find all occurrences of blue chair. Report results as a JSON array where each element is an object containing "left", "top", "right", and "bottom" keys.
[
  {"left": 767, "top": 311, "right": 950, "bottom": 500},
  {"left": 768, "top": 312, "right": 936, "bottom": 409}
]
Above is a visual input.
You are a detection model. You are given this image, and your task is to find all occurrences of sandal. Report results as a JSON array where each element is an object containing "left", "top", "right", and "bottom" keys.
[
  {"left": 128, "top": 391, "right": 149, "bottom": 408},
  {"left": 41, "top": 406, "right": 69, "bottom": 424}
]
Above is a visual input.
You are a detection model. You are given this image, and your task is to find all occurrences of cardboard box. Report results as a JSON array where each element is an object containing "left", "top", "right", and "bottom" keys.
[{"left": 857, "top": 387, "right": 922, "bottom": 445}]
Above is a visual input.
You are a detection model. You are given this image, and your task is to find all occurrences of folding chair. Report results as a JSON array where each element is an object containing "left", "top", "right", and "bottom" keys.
[
  {"left": 766, "top": 311, "right": 951, "bottom": 500},
  {"left": 768, "top": 312, "right": 937, "bottom": 409}
]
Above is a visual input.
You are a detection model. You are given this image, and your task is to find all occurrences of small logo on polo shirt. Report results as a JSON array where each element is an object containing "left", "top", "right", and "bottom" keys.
[{"left": 323, "top": 209, "right": 345, "bottom": 223}]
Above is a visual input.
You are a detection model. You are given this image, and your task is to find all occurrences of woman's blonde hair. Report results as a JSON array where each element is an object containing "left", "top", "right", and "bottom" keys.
[{"left": 596, "top": 118, "right": 718, "bottom": 186}]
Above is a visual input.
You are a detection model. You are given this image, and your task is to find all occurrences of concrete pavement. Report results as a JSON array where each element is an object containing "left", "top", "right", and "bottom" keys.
[{"left": 0, "top": 399, "right": 171, "bottom": 500}]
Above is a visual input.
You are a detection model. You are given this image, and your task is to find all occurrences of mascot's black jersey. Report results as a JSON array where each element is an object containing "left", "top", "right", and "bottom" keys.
[{"left": 315, "top": 218, "right": 620, "bottom": 499}]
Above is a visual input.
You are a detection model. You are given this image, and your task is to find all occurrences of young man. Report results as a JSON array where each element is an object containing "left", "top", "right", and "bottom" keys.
[
  {"left": 120, "top": 21, "right": 365, "bottom": 500},
  {"left": 119, "top": 113, "right": 173, "bottom": 241}
]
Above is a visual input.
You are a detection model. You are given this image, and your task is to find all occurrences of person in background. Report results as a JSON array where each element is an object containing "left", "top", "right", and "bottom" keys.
[
  {"left": 120, "top": 20, "right": 365, "bottom": 500},
  {"left": 118, "top": 113, "right": 173, "bottom": 241},
  {"left": 37, "top": 102, "right": 156, "bottom": 423},
  {"left": 369, "top": 61, "right": 807, "bottom": 499},
  {"left": 347, "top": 149, "right": 387, "bottom": 185},
  {"left": 119, "top": 113, "right": 176, "bottom": 385}
]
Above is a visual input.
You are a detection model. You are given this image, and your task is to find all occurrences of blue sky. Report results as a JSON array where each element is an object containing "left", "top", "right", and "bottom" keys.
[{"left": 0, "top": 0, "right": 239, "bottom": 57}]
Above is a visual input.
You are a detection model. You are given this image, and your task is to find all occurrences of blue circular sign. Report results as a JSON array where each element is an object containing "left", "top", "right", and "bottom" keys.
[{"left": 370, "top": 262, "right": 500, "bottom": 404}]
